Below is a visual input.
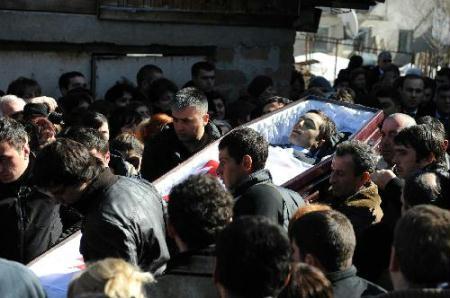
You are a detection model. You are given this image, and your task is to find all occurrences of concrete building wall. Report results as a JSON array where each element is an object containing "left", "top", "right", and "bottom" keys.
[{"left": 0, "top": 10, "right": 295, "bottom": 101}]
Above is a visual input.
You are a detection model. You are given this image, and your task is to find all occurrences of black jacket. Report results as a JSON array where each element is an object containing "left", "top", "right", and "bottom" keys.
[
  {"left": 0, "top": 157, "right": 62, "bottom": 263},
  {"left": 141, "top": 122, "right": 221, "bottom": 182},
  {"left": 232, "top": 169, "right": 305, "bottom": 229},
  {"left": 74, "top": 168, "right": 169, "bottom": 274},
  {"left": 327, "top": 266, "right": 387, "bottom": 298},
  {"left": 146, "top": 246, "right": 218, "bottom": 298}
]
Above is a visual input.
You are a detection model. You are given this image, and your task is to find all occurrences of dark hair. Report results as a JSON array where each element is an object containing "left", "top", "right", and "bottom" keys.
[
  {"left": 290, "top": 210, "right": 356, "bottom": 272},
  {"left": 335, "top": 140, "right": 376, "bottom": 175},
  {"left": 0, "top": 117, "right": 28, "bottom": 149},
  {"left": 59, "top": 88, "right": 93, "bottom": 115},
  {"left": 216, "top": 216, "right": 291, "bottom": 298},
  {"left": 81, "top": 111, "right": 108, "bottom": 131},
  {"left": 168, "top": 175, "right": 233, "bottom": 249},
  {"left": 108, "top": 107, "right": 145, "bottom": 139},
  {"left": 436, "top": 83, "right": 450, "bottom": 96},
  {"left": 191, "top": 61, "right": 215, "bottom": 77},
  {"left": 136, "top": 64, "right": 163, "bottom": 87},
  {"left": 424, "top": 76, "right": 436, "bottom": 90},
  {"left": 226, "top": 99, "right": 255, "bottom": 128},
  {"left": 305, "top": 110, "right": 337, "bottom": 146},
  {"left": 206, "top": 91, "right": 226, "bottom": 112},
  {"left": 147, "top": 78, "right": 178, "bottom": 105},
  {"left": 403, "top": 170, "right": 450, "bottom": 210},
  {"left": 218, "top": 127, "right": 268, "bottom": 171},
  {"left": 394, "top": 205, "right": 450, "bottom": 286},
  {"left": 104, "top": 82, "right": 137, "bottom": 104},
  {"left": 401, "top": 74, "right": 424, "bottom": 89},
  {"left": 279, "top": 263, "right": 333, "bottom": 298},
  {"left": 7, "top": 77, "right": 42, "bottom": 100},
  {"left": 34, "top": 138, "right": 101, "bottom": 188},
  {"left": 436, "top": 67, "right": 450, "bottom": 80},
  {"left": 60, "top": 126, "right": 109, "bottom": 155},
  {"left": 59, "top": 71, "right": 85, "bottom": 90},
  {"left": 247, "top": 75, "right": 274, "bottom": 98},
  {"left": 394, "top": 124, "right": 445, "bottom": 162},
  {"left": 382, "top": 64, "right": 400, "bottom": 76},
  {"left": 89, "top": 100, "right": 116, "bottom": 119},
  {"left": 348, "top": 55, "right": 364, "bottom": 70},
  {"left": 374, "top": 86, "right": 401, "bottom": 103},
  {"left": 110, "top": 132, "right": 144, "bottom": 157}
]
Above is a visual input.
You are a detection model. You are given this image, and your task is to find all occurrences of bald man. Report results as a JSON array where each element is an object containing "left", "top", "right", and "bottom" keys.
[{"left": 378, "top": 113, "right": 416, "bottom": 169}]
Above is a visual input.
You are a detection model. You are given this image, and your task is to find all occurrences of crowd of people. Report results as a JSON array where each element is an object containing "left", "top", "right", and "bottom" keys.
[{"left": 0, "top": 52, "right": 450, "bottom": 298}]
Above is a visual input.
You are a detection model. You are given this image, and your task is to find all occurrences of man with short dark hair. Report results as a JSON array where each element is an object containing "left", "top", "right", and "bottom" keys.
[
  {"left": 217, "top": 127, "right": 304, "bottom": 229},
  {"left": 58, "top": 71, "right": 87, "bottom": 96},
  {"left": 7, "top": 77, "right": 42, "bottom": 100},
  {"left": 215, "top": 216, "right": 291, "bottom": 298},
  {"left": 184, "top": 61, "right": 216, "bottom": 94},
  {"left": 393, "top": 124, "right": 445, "bottom": 179},
  {"left": 398, "top": 75, "right": 425, "bottom": 118},
  {"left": 429, "top": 84, "right": 450, "bottom": 134},
  {"left": 147, "top": 175, "right": 233, "bottom": 298},
  {"left": 386, "top": 205, "right": 450, "bottom": 295},
  {"left": 141, "top": 87, "right": 221, "bottom": 181},
  {"left": 33, "top": 138, "right": 169, "bottom": 273},
  {"left": 327, "top": 140, "right": 383, "bottom": 235},
  {"left": 0, "top": 118, "right": 62, "bottom": 263},
  {"left": 290, "top": 209, "right": 386, "bottom": 298},
  {"left": 136, "top": 64, "right": 163, "bottom": 101}
]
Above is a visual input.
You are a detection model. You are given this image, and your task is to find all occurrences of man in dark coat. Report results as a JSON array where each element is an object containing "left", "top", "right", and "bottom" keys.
[
  {"left": 0, "top": 118, "right": 62, "bottom": 263},
  {"left": 326, "top": 140, "right": 383, "bottom": 237},
  {"left": 33, "top": 138, "right": 169, "bottom": 274},
  {"left": 217, "top": 127, "right": 304, "bottom": 230},
  {"left": 290, "top": 209, "right": 387, "bottom": 298},
  {"left": 147, "top": 174, "right": 233, "bottom": 298},
  {"left": 141, "top": 87, "right": 221, "bottom": 182}
]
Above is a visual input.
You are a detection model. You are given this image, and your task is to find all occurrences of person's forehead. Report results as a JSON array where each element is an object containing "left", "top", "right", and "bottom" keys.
[
  {"left": 404, "top": 78, "right": 424, "bottom": 88},
  {"left": 302, "top": 112, "right": 324, "bottom": 125},
  {"left": 69, "top": 76, "right": 86, "bottom": 83},
  {"left": 0, "top": 141, "right": 18, "bottom": 153},
  {"left": 198, "top": 69, "right": 215, "bottom": 76},
  {"left": 332, "top": 154, "right": 354, "bottom": 168}
]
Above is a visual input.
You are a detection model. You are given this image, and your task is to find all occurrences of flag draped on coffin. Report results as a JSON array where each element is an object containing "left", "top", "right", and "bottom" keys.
[{"left": 28, "top": 98, "right": 377, "bottom": 298}]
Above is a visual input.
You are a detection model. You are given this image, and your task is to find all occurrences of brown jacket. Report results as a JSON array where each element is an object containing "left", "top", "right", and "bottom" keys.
[{"left": 333, "top": 182, "right": 383, "bottom": 236}]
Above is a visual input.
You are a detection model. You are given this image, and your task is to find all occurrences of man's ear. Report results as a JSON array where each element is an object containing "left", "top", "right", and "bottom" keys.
[
  {"left": 23, "top": 143, "right": 31, "bottom": 160},
  {"left": 419, "top": 152, "right": 436, "bottom": 166},
  {"left": 241, "top": 154, "right": 253, "bottom": 172},
  {"left": 443, "top": 139, "right": 449, "bottom": 152},
  {"left": 203, "top": 113, "right": 210, "bottom": 125},
  {"left": 105, "top": 150, "right": 111, "bottom": 165},
  {"left": 360, "top": 171, "right": 371, "bottom": 186}
]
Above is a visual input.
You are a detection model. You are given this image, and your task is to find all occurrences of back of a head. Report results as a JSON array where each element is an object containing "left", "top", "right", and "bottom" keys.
[
  {"left": 348, "top": 55, "right": 363, "bottom": 70},
  {"left": 394, "top": 205, "right": 450, "bottom": 286},
  {"left": 171, "top": 87, "right": 208, "bottom": 114},
  {"left": 34, "top": 138, "right": 101, "bottom": 188},
  {"left": 218, "top": 127, "right": 268, "bottom": 172},
  {"left": 279, "top": 263, "right": 333, "bottom": 298},
  {"left": 136, "top": 64, "right": 163, "bottom": 87},
  {"left": 335, "top": 140, "right": 376, "bottom": 176},
  {"left": 68, "top": 258, "right": 154, "bottom": 298},
  {"left": 81, "top": 111, "right": 108, "bottom": 131},
  {"left": 191, "top": 61, "right": 215, "bottom": 77},
  {"left": 216, "top": 216, "right": 291, "bottom": 298},
  {"left": 394, "top": 124, "right": 445, "bottom": 162},
  {"left": 6, "top": 76, "right": 42, "bottom": 100},
  {"left": 110, "top": 132, "right": 143, "bottom": 157},
  {"left": 387, "top": 113, "right": 417, "bottom": 129},
  {"left": 403, "top": 171, "right": 450, "bottom": 210},
  {"left": 247, "top": 75, "right": 274, "bottom": 98},
  {"left": 288, "top": 204, "right": 332, "bottom": 239},
  {"left": 290, "top": 209, "right": 356, "bottom": 272},
  {"left": 60, "top": 126, "right": 109, "bottom": 155},
  {"left": 168, "top": 175, "right": 233, "bottom": 250}
]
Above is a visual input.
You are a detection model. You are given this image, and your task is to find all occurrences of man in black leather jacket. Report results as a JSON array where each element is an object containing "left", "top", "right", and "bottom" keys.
[
  {"left": 33, "top": 138, "right": 169, "bottom": 274},
  {"left": 217, "top": 127, "right": 304, "bottom": 230},
  {"left": 141, "top": 87, "right": 221, "bottom": 182},
  {"left": 0, "top": 118, "right": 62, "bottom": 263}
]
